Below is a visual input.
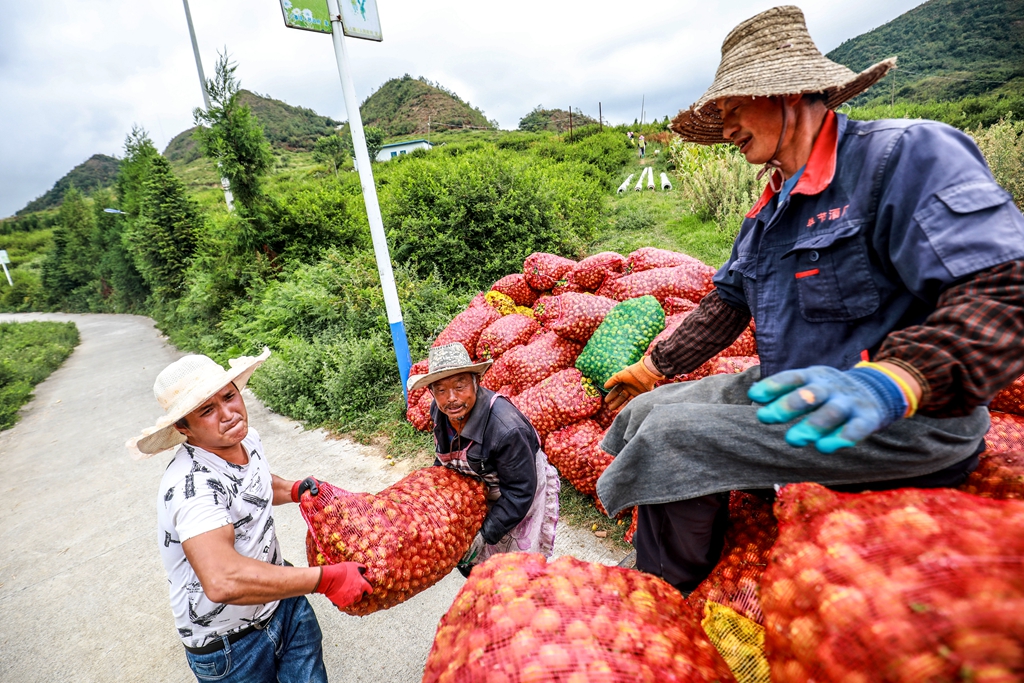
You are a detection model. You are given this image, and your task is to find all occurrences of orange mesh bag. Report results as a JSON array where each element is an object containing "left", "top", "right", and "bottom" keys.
[
  {"left": 433, "top": 304, "right": 502, "bottom": 360},
  {"left": 544, "top": 420, "right": 606, "bottom": 496},
  {"left": 959, "top": 450, "right": 1024, "bottom": 500},
  {"left": 476, "top": 314, "right": 540, "bottom": 361},
  {"left": 676, "top": 355, "right": 761, "bottom": 384},
  {"left": 524, "top": 252, "right": 577, "bottom": 291},
  {"left": 624, "top": 509, "right": 638, "bottom": 544},
  {"left": 552, "top": 279, "right": 588, "bottom": 296},
  {"left": 720, "top": 326, "right": 757, "bottom": 358},
  {"left": 501, "top": 330, "right": 584, "bottom": 395},
  {"left": 689, "top": 493, "right": 778, "bottom": 625},
  {"left": 663, "top": 296, "right": 700, "bottom": 315},
  {"left": 568, "top": 251, "right": 626, "bottom": 290},
  {"left": 481, "top": 351, "right": 515, "bottom": 392},
  {"left": 761, "top": 482, "right": 1024, "bottom": 683},
  {"left": 511, "top": 368, "right": 603, "bottom": 440},
  {"left": 601, "top": 264, "right": 716, "bottom": 306},
  {"left": 991, "top": 373, "right": 1024, "bottom": 416},
  {"left": 406, "top": 359, "right": 432, "bottom": 430},
  {"left": 534, "top": 292, "right": 618, "bottom": 344},
  {"left": 624, "top": 247, "right": 707, "bottom": 274},
  {"left": 421, "top": 553, "right": 738, "bottom": 683},
  {"left": 593, "top": 401, "right": 623, "bottom": 430},
  {"left": 987, "top": 411, "right": 1024, "bottom": 453},
  {"left": 492, "top": 273, "right": 540, "bottom": 308},
  {"left": 302, "top": 467, "right": 488, "bottom": 616}
]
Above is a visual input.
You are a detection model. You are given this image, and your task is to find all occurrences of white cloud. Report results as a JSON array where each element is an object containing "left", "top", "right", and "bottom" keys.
[{"left": 0, "top": 0, "right": 923, "bottom": 217}]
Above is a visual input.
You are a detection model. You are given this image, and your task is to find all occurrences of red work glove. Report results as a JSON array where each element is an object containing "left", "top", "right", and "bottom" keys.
[
  {"left": 290, "top": 477, "right": 320, "bottom": 503},
  {"left": 315, "top": 563, "right": 371, "bottom": 610}
]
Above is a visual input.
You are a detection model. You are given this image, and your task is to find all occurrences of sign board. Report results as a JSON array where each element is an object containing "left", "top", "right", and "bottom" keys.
[
  {"left": 279, "top": 0, "right": 332, "bottom": 33},
  {"left": 279, "top": 0, "right": 381, "bottom": 40},
  {"left": 0, "top": 250, "right": 10, "bottom": 265}
]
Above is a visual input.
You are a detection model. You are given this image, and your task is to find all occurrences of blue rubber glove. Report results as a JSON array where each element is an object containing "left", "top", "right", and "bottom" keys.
[{"left": 748, "top": 364, "right": 909, "bottom": 453}]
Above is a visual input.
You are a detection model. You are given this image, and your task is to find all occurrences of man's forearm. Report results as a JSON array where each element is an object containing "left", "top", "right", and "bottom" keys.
[
  {"left": 272, "top": 474, "right": 296, "bottom": 506},
  {"left": 650, "top": 289, "right": 752, "bottom": 377}
]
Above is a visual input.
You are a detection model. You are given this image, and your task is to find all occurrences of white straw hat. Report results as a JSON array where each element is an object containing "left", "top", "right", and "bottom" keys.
[
  {"left": 126, "top": 348, "right": 271, "bottom": 460},
  {"left": 671, "top": 5, "right": 896, "bottom": 144},
  {"left": 407, "top": 343, "right": 492, "bottom": 392}
]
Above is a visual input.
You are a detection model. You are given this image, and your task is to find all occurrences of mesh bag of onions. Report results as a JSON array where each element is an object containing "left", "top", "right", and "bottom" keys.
[
  {"left": 986, "top": 411, "right": 1024, "bottom": 453},
  {"left": 567, "top": 251, "right": 626, "bottom": 291},
  {"left": 689, "top": 492, "right": 778, "bottom": 626},
  {"left": 477, "top": 314, "right": 540, "bottom": 361},
  {"left": 492, "top": 273, "right": 540, "bottom": 308},
  {"left": 991, "top": 373, "right": 1024, "bottom": 416},
  {"left": 576, "top": 295, "right": 665, "bottom": 391},
  {"left": 958, "top": 450, "right": 1024, "bottom": 500},
  {"left": 510, "top": 368, "right": 603, "bottom": 440},
  {"left": 598, "top": 264, "right": 716, "bottom": 306},
  {"left": 498, "top": 330, "right": 584, "bottom": 395},
  {"left": 301, "top": 467, "right": 488, "bottom": 616},
  {"left": 421, "top": 553, "right": 738, "bottom": 683},
  {"left": 761, "top": 482, "right": 1024, "bottom": 683},
  {"left": 624, "top": 247, "right": 707, "bottom": 274},
  {"left": 524, "top": 253, "right": 577, "bottom": 291},
  {"left": 433, "top": 305, "right": 501, "bottom": 361},
  {"left": 701, "top": 601, "right": 771, "bottom": 683},
  {"left": 534, "top": 293, "right": 618, "bottom": 344}
]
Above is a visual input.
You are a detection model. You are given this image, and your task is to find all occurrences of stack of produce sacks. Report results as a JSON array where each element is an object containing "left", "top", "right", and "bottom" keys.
[
  {"left": 987, "top": 373, "right": 1024, "bottom": 453},
  {"left": 422, "top": 553, "right": 738, "bottom": 683},
  {"left": 761, "top": 483, "right": 1024, "bottom": 682},
  {"left": 406, "top": 248, "right": 760, "bottom": 537},
  {"left": 301, "top": 467, "right": 488, "bottom": 615},
  {"left": 959, "top": 450, "right": 1024, "bottom": 500}
]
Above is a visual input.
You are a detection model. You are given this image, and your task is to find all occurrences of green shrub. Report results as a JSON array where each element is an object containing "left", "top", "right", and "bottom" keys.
[
  {"left": 970, "top": 116, "right": 1024, "bottom": 209},
  {"left": 0, "top": 321, "right": 79, "bottom": 429},
  {"left": 670, "top": 141, "right": 760, "bottom": 229},
  {"left": 612, "top": 200, "right": 658, "bottom": 232},
  {"left": 260, "top": 179, "right": 369, "bottom": 262}
]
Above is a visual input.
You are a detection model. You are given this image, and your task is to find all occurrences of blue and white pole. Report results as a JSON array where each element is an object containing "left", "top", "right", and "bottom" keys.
[{"left": 326, "top": 0, "right": 413, "bottom": 400}]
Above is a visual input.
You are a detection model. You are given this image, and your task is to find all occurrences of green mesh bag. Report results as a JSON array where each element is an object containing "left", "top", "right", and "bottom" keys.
[{"left": 575, "top": 295, "right": 665, "bottom": 390}]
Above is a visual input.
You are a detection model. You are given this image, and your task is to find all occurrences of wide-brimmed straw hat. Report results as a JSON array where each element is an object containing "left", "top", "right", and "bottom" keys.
[
  {"left": 671, "top": 5, "right": 896, "bottom": 144},
  {"left": 126, "top": 348, "right": 271, "bottom": 460},
  {"left": 407, "top": 343, "right": 492, "bottom": 392}
]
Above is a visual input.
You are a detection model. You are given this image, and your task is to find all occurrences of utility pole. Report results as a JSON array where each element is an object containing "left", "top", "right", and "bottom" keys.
[
  {"left": 568, "top": 106, "right": 573, "bottom": 143},
  {"left": 640, "top": 94, "right": 645, "bottom": 127},
  {"left": 599, "top": 102, "right": 603, "bottom": 131},
  {"left": 182, "top": 0, "right": 234, "bottom": 212}
]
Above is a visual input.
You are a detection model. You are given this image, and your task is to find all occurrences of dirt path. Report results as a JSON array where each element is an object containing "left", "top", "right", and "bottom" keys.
[{"left": 0, "top": 312, "right": 618, "bottom": 683}]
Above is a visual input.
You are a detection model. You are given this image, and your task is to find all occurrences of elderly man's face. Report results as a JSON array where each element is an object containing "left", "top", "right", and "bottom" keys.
[
  {"left": 175, "top": 382, "right": 249, "bottom": 451},
  {"left": 430, "top": 372, "right": 478, "bottom": 424},
  {"left": 716, "top": 95, "right": 788, "bottom": 165}
]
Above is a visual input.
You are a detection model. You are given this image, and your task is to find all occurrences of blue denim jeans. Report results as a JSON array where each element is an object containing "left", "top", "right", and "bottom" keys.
[{"left": 184, "top": 596, "right": 328, "bottom": 683}]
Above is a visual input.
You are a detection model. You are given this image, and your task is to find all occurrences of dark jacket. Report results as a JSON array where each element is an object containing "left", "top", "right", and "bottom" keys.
[{"left": 431, "top": 387, "right": 539, "bottom": 544}]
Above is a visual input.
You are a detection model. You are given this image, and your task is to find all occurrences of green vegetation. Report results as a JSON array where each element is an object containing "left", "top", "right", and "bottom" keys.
[
  {"left": 519, "top": 106, "right": 599, "bottom": 133},
  {"left": 0, "top": 321, "right": 79, "bottom": 430},
  {"left": 16, "top": 154, "right": 120, "bottom": 215}
]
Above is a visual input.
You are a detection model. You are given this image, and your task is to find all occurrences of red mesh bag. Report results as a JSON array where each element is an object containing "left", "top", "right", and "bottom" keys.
[
  {"left": 992, "top": 373, "right": 1024, "bottom": 416},
  {"left": 646, "top": 312, "right": 694, "bottom": 356},
  {"left": 624, "top": 247, "right": 706, "bottom": 274},
  {"left": 624, "top": 509, "right": 638, "bottom": 544},
  {"left": 593, "top": 401, "right": 623, "bottom": 430},
  {"left": 761, "top": 483, "right": 1024, "bottom": 683},
  {"left": 601, "top": 264, "right": 716, "bottom": 305},
  {"left": 500, "top": 330, "right": 584, "bottom": 395},
  {"left": 568, "top": 251, "right": 626, "bottom": 290},
  {"left": 543, "top": 420, "right": 607, "bottom": 496},
  {"left": 406, "top": 359, "right": 434, "bottom": 431},
  {"left": 663, "top": 296, "right": 699, "bottom": 315},
  {"left": 987, "top": 411, "right": 1024, "bottom": 453},
  {"left": 721, "top": 326, "right": 757, "bottom": 358},
  {"left": 534, "top": 292, "right": 618, "bottom": 344},
  {"left": 422, "top": 553, "right": 737, "bottom": 683},
  {"left": 492, "top": 273, "right": 540, "bottom": 308},
  {"left": 689, "top": 493, "right": 778, "bottom": 625},
  {"left": 476, "top": 314, "right": 540, "bottom": 361},
  {"left": 552, "top": 279, "right": 588, "bottom": 296},
  {"left": 675, "top": 355, "right": 760, "bottom": 384},
  {"left": 481, "top": 351, "right": 514, "bottom": 391},
  {"left": 959, "top": 450, "right": 1024, "bottom": 500},
  {"left": 302, "top": 467, "right": 488, "bottom": 616},
  {"left": 433, "top": 304, "right": 502, "bottom": 360},
  {"left": 524, "top": 252, "right": 577, "bottom": 291},
  {"left": 511, "top": 368, "right": 603, "bottom": 439},
  {"left": 467, "top": 292, "right": 489, "bottom": 309}
]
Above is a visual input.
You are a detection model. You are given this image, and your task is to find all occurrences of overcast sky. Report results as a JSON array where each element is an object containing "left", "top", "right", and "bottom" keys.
[{"left": 0, "top": 0, "right": 924, "bottom": 218}]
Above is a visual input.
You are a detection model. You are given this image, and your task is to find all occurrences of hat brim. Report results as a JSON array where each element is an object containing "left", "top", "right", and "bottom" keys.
[
  {"left": 407, "top": 361, "right": 493, "bottom": 392},
  {"left": 127, "top": 347, "right": 271, "bottom": 460},
  {"left": 671, "top": 57, "right": 895, "bottom": 144}
]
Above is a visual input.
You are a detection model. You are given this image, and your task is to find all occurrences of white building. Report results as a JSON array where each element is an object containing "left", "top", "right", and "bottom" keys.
[{"left": 353, "top": 139, "right": 433, "bottom": 171}]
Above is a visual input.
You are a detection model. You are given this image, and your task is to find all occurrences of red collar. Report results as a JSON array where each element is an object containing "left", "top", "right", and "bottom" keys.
[{"left": 745, "top": 109, "right": 839, "bottom": 219}]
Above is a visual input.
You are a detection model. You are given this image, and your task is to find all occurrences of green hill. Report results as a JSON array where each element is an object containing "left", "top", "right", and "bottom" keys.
[
  {"left": 164, "top": 90, "right": 342, "bottom": 163},
  {"left": 352, "top": 75, "right": 494, "bottom": 137},
  {"left": 16, "top": 154, "right": 120, "bottom": 216},
  {"left": 827, "top": 0, "right": 1024, "bottom": 105},
  {"left": 518, "top": 106, "right": 599, "bottom": 133}
]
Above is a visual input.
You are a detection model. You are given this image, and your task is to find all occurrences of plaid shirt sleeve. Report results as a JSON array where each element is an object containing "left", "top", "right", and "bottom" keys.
[
  {"left": 876, "top": 259, "right": 1024, "bottom": 417},
  {"left": 650, "top": 289, "right": 752, "bottom": 377}
]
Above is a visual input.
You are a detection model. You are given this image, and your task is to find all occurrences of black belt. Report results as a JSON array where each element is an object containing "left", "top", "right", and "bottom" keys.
[{"left": 183, "top": 612, "right": 274, "bottom": 655}]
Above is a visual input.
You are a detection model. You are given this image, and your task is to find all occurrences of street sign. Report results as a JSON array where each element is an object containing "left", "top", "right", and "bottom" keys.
[
  {"left": 279, "top": 0, "right": 332, "bottom": 34},
  {"left": 0, "top": 250, "right": 10, "bottom": 265}
]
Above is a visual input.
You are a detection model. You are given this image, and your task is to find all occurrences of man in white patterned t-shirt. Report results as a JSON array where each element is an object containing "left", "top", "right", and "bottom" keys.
[{"left": 129, "top": 350, "right": 371, "bottom": 683}]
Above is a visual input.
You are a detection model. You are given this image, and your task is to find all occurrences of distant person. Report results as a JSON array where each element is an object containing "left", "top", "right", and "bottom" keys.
[
  {"left": 128, "top": 350, "right": 371, "bottom": 683},
  {"left": 638, "top": 134, "right": 647, "bottom": 158},
  {"left": 627, "top": 131, "right": 634, "bottom": 144}
]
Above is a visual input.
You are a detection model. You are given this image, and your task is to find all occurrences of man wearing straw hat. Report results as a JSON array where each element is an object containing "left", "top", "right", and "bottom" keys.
[
  {"left": 128, "top": 350, "right": 371, "bottom": 682},
  {"left": 599, "top": 5, "right": 1024, "bottom": 590}
]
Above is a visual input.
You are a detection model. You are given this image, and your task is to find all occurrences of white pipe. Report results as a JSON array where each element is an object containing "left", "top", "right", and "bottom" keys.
[
  {"left": 634, "top": 169, "right": 645, "bottom": 192},
  {"left": 617, "top": 174, "right": 634, "bottom": 194},
  {"left": 646, "top": 167, "right": 655, "bottom": 190},
  {"left": 660, "top": 172, "right": 673, "bottom": 190}
]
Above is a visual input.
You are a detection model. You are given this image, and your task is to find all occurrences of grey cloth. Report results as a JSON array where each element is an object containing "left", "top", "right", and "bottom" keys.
[{"left": 596, "top": 367, "right": 990, "bottom": 517}]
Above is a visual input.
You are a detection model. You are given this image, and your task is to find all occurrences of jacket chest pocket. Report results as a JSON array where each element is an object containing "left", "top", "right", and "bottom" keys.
[{"left": 786, "top": 224, "right": 880, "bottom": 322}]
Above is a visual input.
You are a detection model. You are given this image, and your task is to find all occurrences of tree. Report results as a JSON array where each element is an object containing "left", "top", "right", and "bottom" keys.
[
  {"left": 41, "top": 186, "right": 96, "bottom": 309},
  {"left": 362, "top": 126, "right": 386, "bottom": 163},
  {"left": 313, "top": 134, "right": 347, "bottom": 175},
  {"left": 192, "top": 51, "right": 274, "bottom": 212},
  {"left": 91, "top": 188, "right": 149, "bottom": 312}
]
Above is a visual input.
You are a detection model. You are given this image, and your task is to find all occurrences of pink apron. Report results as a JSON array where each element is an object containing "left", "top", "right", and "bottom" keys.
[{"left": 435, "top": 394, "right": 560, "bottom": 565}]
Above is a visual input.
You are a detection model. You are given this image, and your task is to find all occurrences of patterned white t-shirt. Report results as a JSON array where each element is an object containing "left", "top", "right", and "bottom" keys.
[{"left": 157, "top": 426, "right": 283, "bottom": 648}]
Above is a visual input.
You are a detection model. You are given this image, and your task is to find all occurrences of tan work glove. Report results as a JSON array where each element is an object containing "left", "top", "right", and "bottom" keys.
[{"left": 603, "top": 356, "right": 665, "bottom": 410}]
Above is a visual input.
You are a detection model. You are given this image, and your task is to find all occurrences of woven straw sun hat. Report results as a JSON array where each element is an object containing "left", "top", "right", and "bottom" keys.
[
  {"left": 126, "top": 348, "right": 271, "bottom": 460},
  {"left": 407, "top": 343, "right": 493, "bottom": 392},
  {"left": 671, "top": 5, "right": 896, "bottom": 144}
]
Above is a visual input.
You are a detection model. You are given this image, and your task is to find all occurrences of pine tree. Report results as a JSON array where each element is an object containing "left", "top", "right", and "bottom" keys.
[{"left": 40, "top": 186, "right": 96, "bottom": 309}]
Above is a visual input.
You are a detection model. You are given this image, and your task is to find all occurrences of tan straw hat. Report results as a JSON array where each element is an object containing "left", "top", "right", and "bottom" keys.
[
  {"left": 407, "top": 343, "right": 493, "bottom": 392},
  {"left": 671, "top": 5, "right": 896, "bottom": 144},
  {"left": 126, "top": 348, "right": 271, "bottom": 460}
]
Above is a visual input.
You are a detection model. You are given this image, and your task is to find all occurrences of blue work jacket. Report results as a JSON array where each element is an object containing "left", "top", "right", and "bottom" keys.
[{"left": 714, "top": 111, "right": 1024, "bottom": 377}]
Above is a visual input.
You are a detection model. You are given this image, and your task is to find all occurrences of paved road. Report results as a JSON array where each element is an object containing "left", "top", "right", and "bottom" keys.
[{"left": 0, "top": 313, "right": 619, "bottom": 683}]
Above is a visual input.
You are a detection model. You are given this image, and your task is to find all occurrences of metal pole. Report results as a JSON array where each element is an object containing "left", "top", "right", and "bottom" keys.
[
  {"left": 326, "top": 0, "right": 413, "bottom": 399},
  {"left": 568, "top": 106, "right": 573, "bottom": 143},
  {"left": 0, "top": 262, "right": 11, "bottom": 287},
  {"left": 599, "top": 102, "right": 603, "bottom": 131},
  {"left": 182, "top": 0, "right": 235, "bottom": 212}
]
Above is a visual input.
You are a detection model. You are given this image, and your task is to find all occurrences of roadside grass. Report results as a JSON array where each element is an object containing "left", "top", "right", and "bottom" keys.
[
  {"left": 0, "top": 321, "right": 79, "bottom": 429},
  {"left": 558, "top": 479, "right": 634, "bottom": 552}
]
